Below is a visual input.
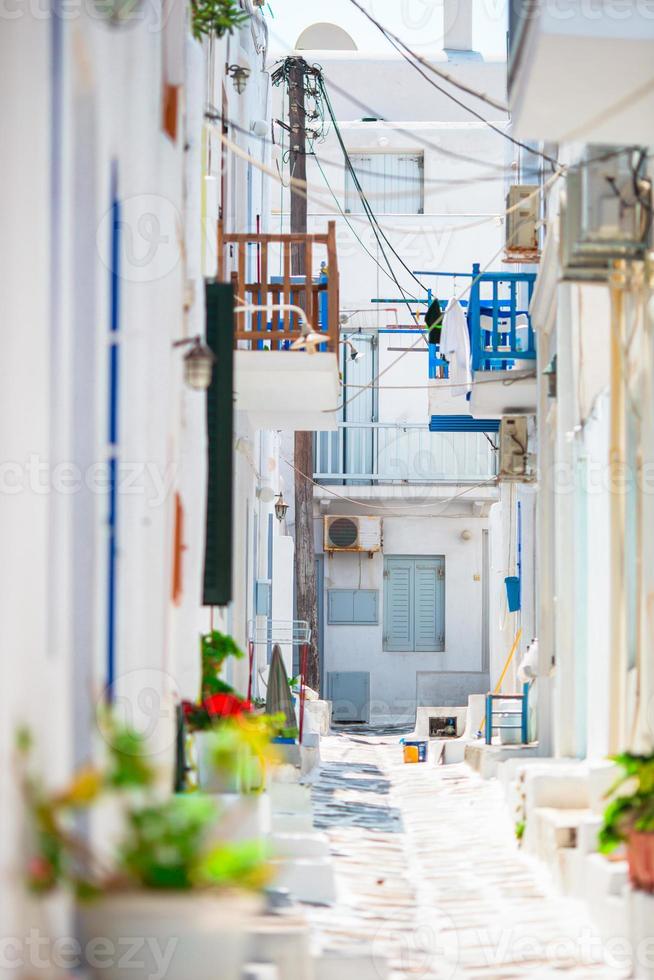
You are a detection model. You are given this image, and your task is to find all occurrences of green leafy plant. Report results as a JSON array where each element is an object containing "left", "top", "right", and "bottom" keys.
[
  {"left": 202, "top": 712, "right": 286, "bottom": 792},
  {"left": 191, "top": 0, "right": 250, "bottom": 41},
  {"left": 599, "top": 752, "right": 654, "bottom": 853},
  {"left": 200, "top": 630, "right": 245, "bottom": 699},
  {"left": 515, "top": 821, "right": 525, "bottom": 842},
  {"left": 19, "top": 719, "right": 269, "bottom": 898},
  {"left": 119, "top": 795, "right": 267, "bottom": 891}
]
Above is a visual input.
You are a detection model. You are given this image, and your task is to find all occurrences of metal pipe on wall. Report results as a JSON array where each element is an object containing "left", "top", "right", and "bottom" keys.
[{"left": 608, "top": 260, "right": 628, "bottom": 754}]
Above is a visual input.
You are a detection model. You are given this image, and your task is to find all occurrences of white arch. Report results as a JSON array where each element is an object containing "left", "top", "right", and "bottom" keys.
[{"left": 295, "top": 22, "right": 358, "bottom": 51}]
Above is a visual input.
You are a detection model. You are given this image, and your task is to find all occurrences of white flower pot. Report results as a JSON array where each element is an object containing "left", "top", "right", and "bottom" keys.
[
  {"left": 195, "top": 732, "right": 264, "bottom": 794},
  {"left": 80, "top": 891, "right": 262, "bottom": 980}
]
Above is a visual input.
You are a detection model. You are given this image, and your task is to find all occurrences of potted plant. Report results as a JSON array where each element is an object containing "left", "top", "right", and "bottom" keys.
[
  {"left": 18, "top": 719, "right": 270, "bottom": 980},
  {"left": 190, "top": 0, "right": 250, "bottom": 41},
  {"left": 184, "top": 630, "right": 288, "bottom": 794},
  {"left": 599, "top": 752, "right": 654, "bottom": 892}
]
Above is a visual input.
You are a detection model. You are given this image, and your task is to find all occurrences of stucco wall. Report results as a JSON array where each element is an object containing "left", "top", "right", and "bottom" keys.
[{"left": 319, "top": 514, "right": 489, "bottom": 722}]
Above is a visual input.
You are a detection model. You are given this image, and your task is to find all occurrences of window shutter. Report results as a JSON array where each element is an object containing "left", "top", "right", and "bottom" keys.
[
  {"left": 202, "top": 282, "right": 234, "bottom": 606},
  {"left": 383, "top": 559, "right": 414, "bottom": 651},
  {"left": 414, "top": 559, "right": 445, "bottom": 652}
]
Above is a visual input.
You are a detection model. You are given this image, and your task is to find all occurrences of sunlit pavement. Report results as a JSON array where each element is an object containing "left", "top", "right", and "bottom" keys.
[{"left": 305, "top": 731, "right": 626, "bottom": 980}]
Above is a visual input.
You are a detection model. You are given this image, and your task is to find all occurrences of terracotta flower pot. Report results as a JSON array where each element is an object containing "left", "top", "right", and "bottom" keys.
[{"left": 627, "top": 831, "right": 654, "bottom": 892}]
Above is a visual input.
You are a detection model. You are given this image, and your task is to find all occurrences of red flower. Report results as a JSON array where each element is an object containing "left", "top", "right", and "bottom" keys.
[{"left": 204, "top": 693, "right": 252, "bottom": 718}]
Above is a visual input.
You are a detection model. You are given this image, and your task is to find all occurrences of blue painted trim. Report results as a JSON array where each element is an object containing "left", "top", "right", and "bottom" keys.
[
  {"left": 485, "top": 694, "right": 493, "bottom": 744},
  {"left": 429, "top": 415, "right": 500, "bottom": 433},
  {"left": 521, "top": 682, "right": 530, "bottom": 744},
  {"left": 106, "top": 171, "right": 120, "bottom": 699}
]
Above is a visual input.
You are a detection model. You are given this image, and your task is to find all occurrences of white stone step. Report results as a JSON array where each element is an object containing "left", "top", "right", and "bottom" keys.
[
  {"left": 585, "top": 852, "right": 629, "bottom": 898},
  {"left": 271, "top": 812, "right": 314, "bottom": 834},
  {"left": 271, "top": 857, "right": 336, "bottom": 905},
  {"left": 247, "top": 914, "right": 314, "bottom": 980},
  {"left": 270, "top": 832, "right": 330, "bottom": 859},
  {"left": 270, "top": 780, "right": 312, "bottom": 815},
  {"left": 314, "top": 949, "right": 389, "bottom": 980}
]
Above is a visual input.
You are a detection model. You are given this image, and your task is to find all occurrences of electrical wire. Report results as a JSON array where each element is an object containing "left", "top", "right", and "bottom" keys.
[
  {"left": 316, "top": 71, "right": 428, "bottom": 298},
  {"left": 312, "top": 151, "right": 422, "bottom": 302},
  {"left": 212, "top": 119, "right": 508, "bottom": 232},
  {"left": 338, "top": 373, "right": 536, "bottom": 391},
  {"left": 301, "top": 72, "right": 650, "bottom": 179},
  {"left": 324, "top": 171, "right": 561, "bottom": 415},
  {"left": 206, "top": 104, "right": 514, "bottom": 184},
  {"left": 346, "top": 0, "right": 508, "bottom": 113},
  {"left": 283, "top": 451, "right": 498, "bottom": 515}
]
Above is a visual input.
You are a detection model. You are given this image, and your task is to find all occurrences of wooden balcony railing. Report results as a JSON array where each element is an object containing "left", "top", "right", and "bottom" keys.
[{"left": 217, "top": 221, "right": 339, "bottom": 352}]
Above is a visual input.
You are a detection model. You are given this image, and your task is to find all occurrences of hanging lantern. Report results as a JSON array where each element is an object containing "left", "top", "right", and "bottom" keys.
[
  {"left": 227, "top": 64, "right": 250, "bottom": 94},
  {"left": 173, "top": 336, "right": 216, "bottom": 391},
  {"left": 274, "top": 493, "right": 289, "bottom": 522}
]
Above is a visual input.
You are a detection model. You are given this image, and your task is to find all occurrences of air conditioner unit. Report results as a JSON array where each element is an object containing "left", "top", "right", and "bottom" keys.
[
  {"left": 561, "top": 148, "right": 651, "bottom": 280},
  {"left": 323, "top": 516, "right": 382, "bottom": 556},
  {"left": 504, "top": 185, "right": 540, "bottom": 263},
  {"left": 499, "top": 417, "right": 533, "bottom": 482}
]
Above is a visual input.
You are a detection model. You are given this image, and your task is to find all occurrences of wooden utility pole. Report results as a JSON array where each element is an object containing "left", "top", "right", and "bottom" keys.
[{"left": 288, "top": 57, "right": 320, "bottom": 693}]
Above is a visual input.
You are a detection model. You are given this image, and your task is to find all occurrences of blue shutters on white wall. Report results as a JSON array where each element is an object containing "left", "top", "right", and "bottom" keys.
[
  {"left": 384, "top": 559, "right": 415, "bottom": 652},
  {"left": 383, "top": 557, "right": 445, "bottom": 652}
]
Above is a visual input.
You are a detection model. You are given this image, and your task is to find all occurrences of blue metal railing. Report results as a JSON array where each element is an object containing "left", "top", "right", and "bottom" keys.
[
  {"left": 413, "top": 267, "right": 537, "bottom": 373},
  {"left": 485, "top": 684, "right": 531, "bottom": 746}
]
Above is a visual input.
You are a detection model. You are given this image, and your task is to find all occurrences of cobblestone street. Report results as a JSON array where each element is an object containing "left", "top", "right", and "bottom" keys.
[{"left": 307, "top": 732, "right": 625, "bottom": 980}]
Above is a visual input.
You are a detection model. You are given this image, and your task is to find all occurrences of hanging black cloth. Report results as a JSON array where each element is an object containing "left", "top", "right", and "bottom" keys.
[{"left": 425, "top": 296, "right": 443, "bottom": 345}]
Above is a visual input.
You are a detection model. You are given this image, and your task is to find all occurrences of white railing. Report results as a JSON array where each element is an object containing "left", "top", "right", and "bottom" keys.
[{"left": 314, "top": 422, "right": 497, "bottom": 484}]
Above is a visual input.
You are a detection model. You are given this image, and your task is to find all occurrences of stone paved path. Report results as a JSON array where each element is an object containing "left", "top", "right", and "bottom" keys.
[{"left": 306, "top": 731, "right": 626, "bottom": 980}]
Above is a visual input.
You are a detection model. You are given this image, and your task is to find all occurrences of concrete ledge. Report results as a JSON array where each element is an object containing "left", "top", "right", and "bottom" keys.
[
  {"left": 270, "top": 781, "right": 313, "bottom": 815},
  {"left": 314, "top": 949, "right": 389, "bottom": 980},
  {"left": 270, "top": 832, "right": 330, "bottom": 860},
  {"left": 271, "top": 812, "right": 314, "bottom": 834},
  {"left": 626, "top": 887, "right": 654, "bottom": 979},
  {"left": 247, "top": 914, "right": 313, "bottom": 980},
  {"left": 304, "top": 700, "right": 331, "bottom": 736},
  {"left": 465, "top": 741, "right": 541, "bottom": 779},
  {"left": 271, "top": 857, "right": 336, "bottom": 905}
]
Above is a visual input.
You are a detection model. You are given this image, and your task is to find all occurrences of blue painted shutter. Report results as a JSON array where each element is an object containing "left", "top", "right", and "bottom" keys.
[
  {"left": 384, "top": 560, "right": 414, "bottom": 651},
  {"left": 414, "top": 559, "right": 445, "bottom": 652}
]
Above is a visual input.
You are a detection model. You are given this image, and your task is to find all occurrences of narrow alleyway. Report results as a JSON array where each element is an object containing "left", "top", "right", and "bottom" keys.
[{"left": 306, "top": 732, "right": 625, "bottom": 979}]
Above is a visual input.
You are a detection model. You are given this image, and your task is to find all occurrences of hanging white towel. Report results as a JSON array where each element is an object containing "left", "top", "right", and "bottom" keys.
[{"left": 440, "top": 298, "right": 472, "bottom": 398}]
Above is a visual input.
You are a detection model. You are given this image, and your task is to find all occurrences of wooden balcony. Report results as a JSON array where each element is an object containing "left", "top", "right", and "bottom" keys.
[
  {"left": 217, "top": 222, "right": 341, "bottom": 431},
  {"left": 218, "top": 221, "right": 339, "bottom": 352}
]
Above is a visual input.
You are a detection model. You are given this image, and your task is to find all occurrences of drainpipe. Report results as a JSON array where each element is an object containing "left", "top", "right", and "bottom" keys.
[{"left": 609, "top": 260, "right": 628, "bottom": 754}]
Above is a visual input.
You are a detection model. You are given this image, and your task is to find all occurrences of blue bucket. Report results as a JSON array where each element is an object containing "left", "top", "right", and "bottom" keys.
[{"left": 505, "top": 576, "right": 521, "bottom": 612}]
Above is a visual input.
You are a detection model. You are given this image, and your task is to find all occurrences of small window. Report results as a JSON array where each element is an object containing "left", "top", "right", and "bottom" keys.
[
  {"left": 383, "top": 557, "right": 445, "bottom": 652},
  {"left": 345, "top": 153, "right": 424, "bottom": 215},
  {"left": 328, "top": 589, "right": 379, "bottom": 625}
]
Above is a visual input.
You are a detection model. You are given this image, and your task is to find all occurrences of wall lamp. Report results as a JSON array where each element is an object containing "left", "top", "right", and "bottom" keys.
[
  {"left": 172, "top": 336, "right": 216, "bottom": 390},
  {"left": 341, "top": 338, "right": 365, "bottom": 363},
  {"left": 227, "top": 64, "right": 250, "bottom": 94},
  {"left": 274, "top": 492, "right": 289, "bottom": 522}
]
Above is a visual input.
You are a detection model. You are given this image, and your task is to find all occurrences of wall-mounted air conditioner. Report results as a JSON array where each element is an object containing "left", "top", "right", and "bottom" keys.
[
  {"left": 499, "top": 417, "right": 533, "bottom": 482},
  {"left": 561, "top": 148, "right": 651, "bottom": 280},
  {"left": 505, "top": 185, "right": 540, "bottom": 263},
  {"left": 323, "top": 516, "right": 382, "bottom": 556}
]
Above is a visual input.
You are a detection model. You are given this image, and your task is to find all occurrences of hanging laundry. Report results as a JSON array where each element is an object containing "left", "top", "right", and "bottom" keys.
[{"left": 440, "top": 298, "right": 472, "bottom": 398}]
